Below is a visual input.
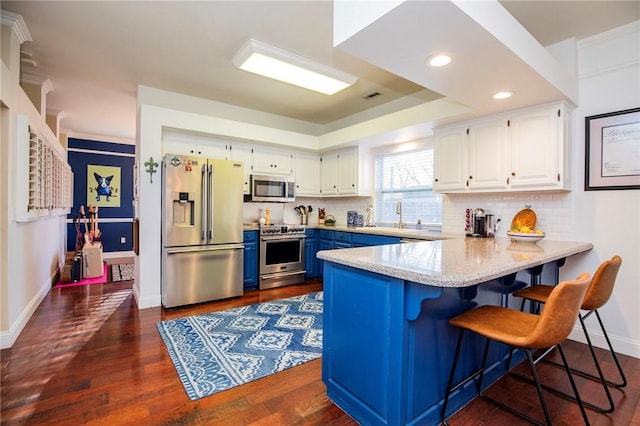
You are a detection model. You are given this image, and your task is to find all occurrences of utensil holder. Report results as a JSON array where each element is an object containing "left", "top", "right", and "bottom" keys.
[{"left": 301, "top": 214, "right": 308, "bottom": 225}]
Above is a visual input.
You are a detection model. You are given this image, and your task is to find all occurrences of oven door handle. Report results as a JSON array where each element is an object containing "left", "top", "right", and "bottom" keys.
[
  {"left": 261, "top": 270, "right": 307, "bottom": 279},
  {"left": 260, "top": 236, "right": 306, "bottom": 241}
]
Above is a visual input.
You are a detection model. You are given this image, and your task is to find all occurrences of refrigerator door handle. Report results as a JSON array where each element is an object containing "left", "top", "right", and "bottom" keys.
[
  {"left": 200, "top": 163, "right": 207, "bottom": 241},
  {"left": 208, "top": 164, "right": 213, "bottom": 242},
  {"left": 165, "top": 243, "right": 244, "bottom": 255}
]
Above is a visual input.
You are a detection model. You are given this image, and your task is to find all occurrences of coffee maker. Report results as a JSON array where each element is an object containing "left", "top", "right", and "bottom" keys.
[{"left": 465, "top": 208, "right": 496, "bottom": 238}]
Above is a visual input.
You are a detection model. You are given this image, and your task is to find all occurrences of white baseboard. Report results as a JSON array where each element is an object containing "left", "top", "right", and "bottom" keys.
[
  {"left": 568, "top": 325, "right": 640, "bottom": 360},
  {"left": 0, "top": 276, "right": 52, "bottom": 349},
  {"left": 103, "top": 250, "right": 135, "bottom": 260},
  {"left": 131, "top": 282, "right": 161, "bottom": 309}
]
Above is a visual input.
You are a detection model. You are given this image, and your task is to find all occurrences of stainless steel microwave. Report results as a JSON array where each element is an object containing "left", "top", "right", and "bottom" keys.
[{"left": 250, "top": 174, "right": 295, "bottom": 202}]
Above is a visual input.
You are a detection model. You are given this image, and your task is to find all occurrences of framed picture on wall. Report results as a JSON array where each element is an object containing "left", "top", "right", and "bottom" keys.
[
  {"left": 87, "top": 164, "right": 121, "bottom": 207},
  {"left": 585, "top": 107, "right": 640, "bottom": 191}
]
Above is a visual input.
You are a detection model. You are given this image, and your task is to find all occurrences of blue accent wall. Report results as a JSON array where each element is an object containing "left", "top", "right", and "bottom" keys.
[{"left": 67, "top": 138, "right": 135, "bottom": 253}]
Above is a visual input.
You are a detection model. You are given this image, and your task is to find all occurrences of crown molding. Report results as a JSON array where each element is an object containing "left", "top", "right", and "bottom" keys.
[
  {"left": 20, "top": 73, "right": 54, "bottom": 93},
  {"left": 42, "top": 78, "right": 54, "bottom": 94},
  {"left": 0, "top": 11, "right": 32, "bottom": 44},
  {"left": 47, "top": 109, "right": 65, "bottom": 120}
]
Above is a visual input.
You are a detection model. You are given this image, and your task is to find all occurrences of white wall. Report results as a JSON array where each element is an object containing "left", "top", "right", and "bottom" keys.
[
  {"left": 1, "top": 18, "right": 68, "bottom": 349},
  {"left": 442, "top": 22, "right": 640, "bottom": 358},
  {"left": 569, "top": 22, "right": 639, "bottom": 357}
]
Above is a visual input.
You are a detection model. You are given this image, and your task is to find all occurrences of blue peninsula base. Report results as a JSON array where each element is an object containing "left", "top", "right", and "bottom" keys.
[{"left": 321, "top": 262, "right": 532, "bottom": 426}]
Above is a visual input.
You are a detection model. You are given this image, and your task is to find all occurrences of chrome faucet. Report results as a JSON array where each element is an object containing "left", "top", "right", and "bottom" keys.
[{"left": 396, "top": 201, "right": 405, "bottom": 228}]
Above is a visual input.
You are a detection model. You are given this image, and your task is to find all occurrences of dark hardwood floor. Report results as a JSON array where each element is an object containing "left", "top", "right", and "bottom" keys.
[{"left": 1, "top": 275, "right": 639, "bottom": 425}]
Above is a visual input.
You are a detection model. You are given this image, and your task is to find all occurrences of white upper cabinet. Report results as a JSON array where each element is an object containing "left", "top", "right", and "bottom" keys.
[
  {"left": 230, "top": 144, "right": 253, "bottom": 194},
  {"left": 433, "top": 126, "right": 468, "bottom": 191},
  {"left": 320, "top": 152, "right": 339, "bottom": 195},
  {"left": 162, "top": 131, "right": 229, "bottom": 159},
  {"left": 252, "top": 147, "right": 293, "bottom": 175},
  {"left": 467, "top": 118, "right": 509, "bottom": 190},
  {"left": 320, "top": 147, "right": 370, "bottom": 196},
  {"left": 509, "top": 104, "right": 567, "bottom": 189},
  {"left": 336, "top": 148, "right": 359, "bottom": 194},
  {"left": 293, "top": 151, "right": 322, "bottom": 196},
  {"left": 434, "top": 102, "right": 571, "bottom": 193}
]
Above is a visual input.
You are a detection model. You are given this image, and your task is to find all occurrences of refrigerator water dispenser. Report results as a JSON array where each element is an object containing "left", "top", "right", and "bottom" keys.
[{"left": 172, "top": 192, "right": 195, "bottom": 227}]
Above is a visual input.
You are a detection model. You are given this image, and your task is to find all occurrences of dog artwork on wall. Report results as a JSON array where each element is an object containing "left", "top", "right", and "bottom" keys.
[
  {"left": 94, "top": 173, "right": 113, "bottom": 202},
  {"left": 86, "top": 165, "right": 121, "bottom": 207}
]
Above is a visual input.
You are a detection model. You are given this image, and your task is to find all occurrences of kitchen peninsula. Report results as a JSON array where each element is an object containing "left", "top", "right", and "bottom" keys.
[{"left": 317, "top": 237, "right": 593, "bottom": 426}]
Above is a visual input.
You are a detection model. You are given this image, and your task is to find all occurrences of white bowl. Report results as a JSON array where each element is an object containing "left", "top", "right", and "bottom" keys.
[{"left": 506, "top": 231, "right": 546, "bottom": 244}]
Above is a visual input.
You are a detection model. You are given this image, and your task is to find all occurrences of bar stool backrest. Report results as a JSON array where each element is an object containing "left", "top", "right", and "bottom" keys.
[
  {"left": 582, "top": 255, "right": 622, "bottom": 311},
  {"left": 524, "top": 272, "right": 591, "bottom": 349}
]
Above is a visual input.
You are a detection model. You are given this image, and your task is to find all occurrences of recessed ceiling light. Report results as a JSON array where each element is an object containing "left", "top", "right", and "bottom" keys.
[
  {"left": 426, "top": 54, "right": 452, "bottom": 67},
  {"left": 493, "top": 91, "right": 513, "bottom": 99},
  {"left": 232, "top": 39, "right": 358, "bottom": 95}
]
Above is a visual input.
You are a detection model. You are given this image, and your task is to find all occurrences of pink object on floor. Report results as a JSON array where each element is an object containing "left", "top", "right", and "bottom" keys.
[{"left": 55, "top": 264, "right": 107, "bottom": 288}]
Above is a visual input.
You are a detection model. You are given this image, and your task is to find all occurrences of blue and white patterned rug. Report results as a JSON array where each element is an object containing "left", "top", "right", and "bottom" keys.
[{"left": 157, "top": 292, "right": 323, "bottom": 400}]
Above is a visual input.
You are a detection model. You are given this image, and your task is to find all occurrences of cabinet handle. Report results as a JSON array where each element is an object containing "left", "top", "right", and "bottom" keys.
[
  {"left": 434, "top": 178, "right": 439, "bottom": 182},
  {"left": 511, "top": 172, "right": 516, "bottom": 176},
  {"left": 507, "top": 177, "right": 510, "bottom": 185},
  {"left": 557, "top": 173, "right": 561, "bottom": 182},
  {"left": 352, "top": 184, "right": 355, "bottom": 187},
  {"left": 466, "top": 180, "right": 469, "bottom": 187},
  {"left": 469, "top": 175, "right": 473, "bottom": 179}
]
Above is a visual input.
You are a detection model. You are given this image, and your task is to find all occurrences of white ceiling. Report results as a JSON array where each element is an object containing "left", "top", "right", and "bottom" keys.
[{"left": 2, "top": 1, "right": 639, "bottom": 144}]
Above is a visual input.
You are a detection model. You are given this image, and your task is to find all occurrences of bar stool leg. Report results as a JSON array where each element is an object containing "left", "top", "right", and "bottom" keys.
[
  {"left": 441, "top": 330, "right": 465, "bottom": 424},
  {"left": 576, "top": 314, "right": 615, "bottom": 412},
  {"left": 557, "top": 344, "right": 591, "bottom": 425},
  {"left": 539, "top": 310, "right": 625, "bottom": 412},
  {"left": 474, "top": 338, "right": 492, "bottom": 393},
  {"left": 595, "top": 310, "right": 627, "bottom": 387},
  {"left": 580, "top": 310, "right": 627, "bottom": 388},
  {"left": 441, "top": 332, "right": 491, "bottom": 425},
  {"left": 479, "top": 348, "right": 552, "bottom": 426}
]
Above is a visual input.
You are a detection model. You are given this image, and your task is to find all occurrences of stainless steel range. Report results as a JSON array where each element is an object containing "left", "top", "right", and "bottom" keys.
[{"left": 259, "top": 224, "right": 306, "bottom": 289}]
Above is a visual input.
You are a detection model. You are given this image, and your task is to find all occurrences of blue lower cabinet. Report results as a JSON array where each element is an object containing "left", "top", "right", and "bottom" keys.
[
  {"left": 243, "top": 230, "right": 258, "bottom": 289},
  {"left": 351, "top": 233, "right": 401, "bottom": 247},
  {"left": 334, "top": 231, "right": 352, "bottom": 247},
  {"left": 305, "top": 229, "right": 317, "bottom": 278},
  {"left": 317, "top": 233, "right": 334, "bottom": 278}
]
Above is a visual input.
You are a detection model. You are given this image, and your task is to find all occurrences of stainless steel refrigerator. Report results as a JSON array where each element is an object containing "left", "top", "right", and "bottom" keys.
[{"left": 161, "top": 154, "right": 244, "bottom": 308}]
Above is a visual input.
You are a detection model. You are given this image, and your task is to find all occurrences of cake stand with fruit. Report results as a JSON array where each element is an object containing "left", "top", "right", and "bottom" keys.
[{"left": 507, "top": 207, "right": 546, "bottom": 243}]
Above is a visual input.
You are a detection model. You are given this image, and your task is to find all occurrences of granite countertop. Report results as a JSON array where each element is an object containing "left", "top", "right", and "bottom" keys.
[
  {"left": 316, "top": 237, "right": 593, "bottom": 288},
  {"left": 309, "top": 224, "right": 453, "bottom": 240},
  {"left": 243, "top": 223, "right": 452, "bottom": 240}
]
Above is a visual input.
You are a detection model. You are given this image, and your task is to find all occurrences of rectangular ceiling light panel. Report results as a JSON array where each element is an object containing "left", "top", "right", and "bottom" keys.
[{"left": 233, "top": 39, "right": 358, "bottom": 95}]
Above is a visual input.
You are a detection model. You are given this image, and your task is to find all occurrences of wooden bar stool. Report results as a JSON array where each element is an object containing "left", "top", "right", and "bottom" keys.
[
  {"left": 441, "top": 273, "right": 591, "bottom": 426},
  {"left": 513, "top": 255, "right": 625, "bottom": 413}
]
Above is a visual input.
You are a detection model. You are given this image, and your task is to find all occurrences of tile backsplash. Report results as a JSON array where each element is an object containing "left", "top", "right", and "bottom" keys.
[
  {"left": 243, "top": 197, "right": 373, "bottom": 226},
  {"left": 442, "top": 192, "right": 572, "bottom": 239},
  {"left": 244, "top": 192, "right": 572, "bottom": 240}
]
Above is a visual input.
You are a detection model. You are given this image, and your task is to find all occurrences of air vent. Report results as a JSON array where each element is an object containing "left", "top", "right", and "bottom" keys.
[{"left": 363, "top": 92, "right": 381, "bottom": 100}]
